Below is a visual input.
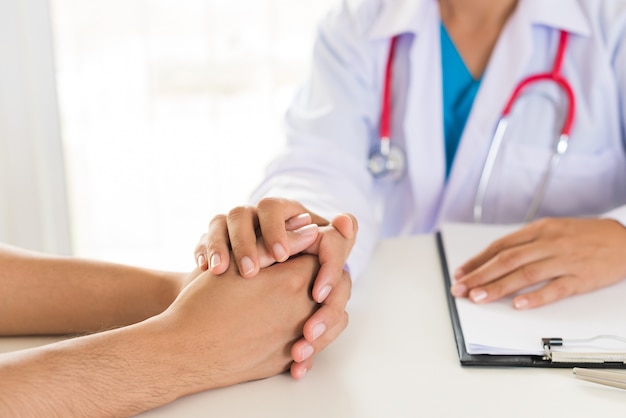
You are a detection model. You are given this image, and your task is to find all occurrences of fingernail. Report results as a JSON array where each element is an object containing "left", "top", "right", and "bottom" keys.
[
  {"left": 311, "top": 323, "right": 326, "bottom": 341},
  {"left": 295, "top": 223, "right": 318, "bottom": 236},
  {"left": 294, "top": 366, "right": 308, "bottom": 380},
  {"left": 301, "top": 344, "right": 314, "bottom": 361},
  {"left": 450, "top": 283, "right": 466, "bottom": 297},
  {"left": 470, "top": 289, "right": 487, "bottom": 303},
  {"left": 286, "top": 213, "right": 311, "bottom": 229},
  {"left": 240, "top": 256, "right": 255, "bottom": 276},
  {"left": 317, "top": 285, "right": 331, "bottom": 303},
  {"left": 209, "top": 253, "right": 221, "bottom": 270},
  {"left": 454, "top": 268, "right": 464, "bottom": 279},
  {"left": 514, "top": 297, "right": 529, "bottom": 310},
  {"left": 273, "top": 243, "right": 287, "bottom": 262},
  {"left": 197, "top": 253, "right": 206, "bottom": 268}
]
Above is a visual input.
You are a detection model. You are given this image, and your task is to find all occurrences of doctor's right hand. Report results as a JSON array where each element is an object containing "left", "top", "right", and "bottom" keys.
[{"left": 193, "top": 197, "right": 357, "bottom": 379}]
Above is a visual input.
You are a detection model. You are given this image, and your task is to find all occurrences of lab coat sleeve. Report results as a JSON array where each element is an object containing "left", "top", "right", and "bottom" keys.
[{"left": 250, "top": 0, "right": 386, "bottom": 280}]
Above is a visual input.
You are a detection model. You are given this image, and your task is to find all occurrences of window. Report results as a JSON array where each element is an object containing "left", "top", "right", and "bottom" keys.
[{"left": 50, "top": 0, "right": 333, "bottom": 270}]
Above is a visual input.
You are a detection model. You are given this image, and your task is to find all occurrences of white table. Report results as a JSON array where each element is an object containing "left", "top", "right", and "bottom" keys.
[{"left": 2, "top": 235, "right": 624, "bottom": 417}]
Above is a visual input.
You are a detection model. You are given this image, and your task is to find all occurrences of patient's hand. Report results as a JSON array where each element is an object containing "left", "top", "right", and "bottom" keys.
[
  {"left": 162, "top": 254, "right": 321, "bottom": 391},
  {"left": 193, "top": 198, "right": 356, "bottom": 379}
]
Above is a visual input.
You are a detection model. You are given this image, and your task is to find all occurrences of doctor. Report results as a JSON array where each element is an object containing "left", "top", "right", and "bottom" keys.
[{"left": 195, "top": 0, "right": 626, "bottom": 375}]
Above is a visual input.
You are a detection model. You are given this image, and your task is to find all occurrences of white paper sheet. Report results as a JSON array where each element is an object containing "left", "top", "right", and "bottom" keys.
[{"left": 440, "top": 222, "right": 626, "bottom": 356}]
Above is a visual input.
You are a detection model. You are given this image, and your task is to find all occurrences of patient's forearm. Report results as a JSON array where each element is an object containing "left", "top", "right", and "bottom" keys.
[
  {"left": 0, "top": 243, "right": 187, "bottom": 335},
  {"left": 0, "top": 318, "right": 187, "bottom": 417}
]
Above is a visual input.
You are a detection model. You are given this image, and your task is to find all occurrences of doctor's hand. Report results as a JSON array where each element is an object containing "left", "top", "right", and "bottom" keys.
[
  {"left": 194, "top": 198, "right": 325, "bottom": 276},
  {"left": 450, "top": 218, "right": 626, "bottom": 309},
  {"left": 178, "top": 222, "right": 319, "bottom": 295},
  {"left": 193, "top": 197, "right": 356, "bottom": 379}
]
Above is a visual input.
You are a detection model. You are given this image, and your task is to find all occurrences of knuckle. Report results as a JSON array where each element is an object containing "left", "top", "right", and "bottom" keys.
[
  {"left": 327, "top": 311, "right": 349, "bottom": 336},
  {"left": 494, "top": 249, "right": 521, "bottom": 271},
  {"left": 330, "top": 296, "right": 347, "bottom": 315},
  {"left": 206, "top": 240, "right": 223, "bottom": 255},
  {"left": 532, "top": 217, "right": 549, "bottom": 229},
  {"left": 484, "top": 240, "right": 505, "bottom": 257},
  {"left": 517, "top": 264, "right": 539, "bottom": 286},
  {"left": 549, "top": 278, "right": 575, "bottom": 299},
  {"left": 534, "top": 217, "right": 559, "bottom": 234},
  {"left": 209, "top": 213, "right": 226, "bottom": 224},
  {"left": 340, "top": 271, "right": 353, "bottom": 297},
  {"left": 228, "top": 237, "right": 248, "bottom": 255},
  {"left": 552, "top": 235, "right": 570, "bottom": 250},
  {"left": 227, "top": 205, "right": 255, "bottom": 221},
  {"left": 257, "top": 197, "right": 283, "bottom": 212},
  {"left": 208, "top": 215, "right": 227, "bottom": 232}
]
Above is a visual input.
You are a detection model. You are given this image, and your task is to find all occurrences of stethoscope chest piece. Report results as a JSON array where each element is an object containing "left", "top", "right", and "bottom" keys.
[{"left": 368, "top": 141, "right": 406, "bottom": 182}]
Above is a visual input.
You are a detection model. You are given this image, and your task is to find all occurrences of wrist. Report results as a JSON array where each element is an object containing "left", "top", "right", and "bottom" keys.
[{"left": 150, "top": 306, "right": 231, "bottom": 395}]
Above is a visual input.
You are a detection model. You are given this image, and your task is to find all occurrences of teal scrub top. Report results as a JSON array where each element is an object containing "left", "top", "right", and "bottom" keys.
[{"left": 440, "top": 24, "right": 482, "bottom": 178}]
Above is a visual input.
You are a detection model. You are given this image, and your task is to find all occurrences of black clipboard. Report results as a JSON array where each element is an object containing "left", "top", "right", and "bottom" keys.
[{"left": 435, "top": 231, "right": 626, "bottom": 368}]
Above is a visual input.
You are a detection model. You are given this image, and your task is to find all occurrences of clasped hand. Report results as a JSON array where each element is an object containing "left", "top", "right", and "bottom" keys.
[{"left": 194, "top": 197, "right": 356, "bottom": 379}]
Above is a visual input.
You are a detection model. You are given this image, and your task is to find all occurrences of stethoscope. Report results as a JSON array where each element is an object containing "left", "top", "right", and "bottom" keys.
[
  {"left": 367, "top": 36, "right": 406, "bottom": 182},
  {"left": 367, "top": 30, "right": 575, "bottom": 222}
]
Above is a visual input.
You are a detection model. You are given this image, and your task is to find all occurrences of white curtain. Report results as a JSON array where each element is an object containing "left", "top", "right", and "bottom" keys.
[{"left": 0, "top": 0, "right": 71, "bottom": 254}]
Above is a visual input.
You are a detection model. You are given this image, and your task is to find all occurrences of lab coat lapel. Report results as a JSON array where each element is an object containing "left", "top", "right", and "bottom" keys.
[
  {"left": 437, "top": 0, "right": 591, "bottom": 224},
  {"left": 370, "top": 0, "right": 447, "bottom": 231},
  {"left": 437, "top": 4, "right": 535, "bottom": 224},
  {"left": 401, "top": 0, "right": 447, "bottom": 231}
]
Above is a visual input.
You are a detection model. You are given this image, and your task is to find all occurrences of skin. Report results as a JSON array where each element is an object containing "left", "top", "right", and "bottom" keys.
[
  {"left": 0, "top": 224, "right": 350, "bottom": 415},
  {"left": 439, "top": 0, "right": 519, "bottom": 78},
  {"left": 191, "top": 0, "right": 517, "bottom": 369},
  {"left": 0, "top": 224, "right": 319, "bottom": 335},
  {"left": 451, "top": 218, "right": 626, "bottom": 309},
  {"left": 196, "top": 0, "right": 626, "bottom": 344},
  {"left": 0, "top": 255, "right": 325, "bottom": 417},
  {"left": 441, "top": 0, "right": 626, "bottom": 308},
  {"left": 194, "top": 198, "right": 356, "bottom": 379}
]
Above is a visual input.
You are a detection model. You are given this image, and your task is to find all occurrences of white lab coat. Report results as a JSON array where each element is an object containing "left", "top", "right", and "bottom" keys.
[{"left": 251, "top": 0, "right": 626, "bottom": 278}]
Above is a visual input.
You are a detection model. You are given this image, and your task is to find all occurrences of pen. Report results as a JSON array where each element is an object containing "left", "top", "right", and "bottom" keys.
[{"left": 573, "top": 368, "right": 626, "bottom": 390}]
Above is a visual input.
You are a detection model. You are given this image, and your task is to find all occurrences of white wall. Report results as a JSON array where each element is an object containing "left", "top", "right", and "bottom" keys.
[{"left": 0, "top": 0, "right": 71, "bottom": 254}]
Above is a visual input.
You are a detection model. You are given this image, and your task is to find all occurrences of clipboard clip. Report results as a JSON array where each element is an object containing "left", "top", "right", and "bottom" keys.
[{"left": 542, "top": 335, "right": 626, "bottom": 364}]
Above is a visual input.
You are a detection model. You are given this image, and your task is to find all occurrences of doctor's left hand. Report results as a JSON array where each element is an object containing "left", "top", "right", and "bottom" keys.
[{"left": 450, "top": 218, "right": 626, "bottom": 309}]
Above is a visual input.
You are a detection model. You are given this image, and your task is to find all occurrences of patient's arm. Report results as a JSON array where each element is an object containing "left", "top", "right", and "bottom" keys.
[
  {"left": 0, "top": 224, "right": 318, "bottom": 335},
  {"left": 0, "top": 255, "right": 320, "bottom": 417},
  {"left": 0, "top": 243, "right": 187, "bottom": 335}
]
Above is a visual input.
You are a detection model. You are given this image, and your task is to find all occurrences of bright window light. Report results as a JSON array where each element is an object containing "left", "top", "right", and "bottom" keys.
[{"left": 50, "top": 0, "right": 333, "bottom": 270}]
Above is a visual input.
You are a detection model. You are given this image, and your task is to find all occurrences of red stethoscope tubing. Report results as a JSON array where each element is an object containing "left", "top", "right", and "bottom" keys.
[
  {"left": 501, "top": 30, "right": 575, "bottom": 136},
  {"left": 379, "top": 36, "right": 398, "bottom": 143},
  {"left": 378, "top": 30, "right": 575, "bottom": 145}
]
